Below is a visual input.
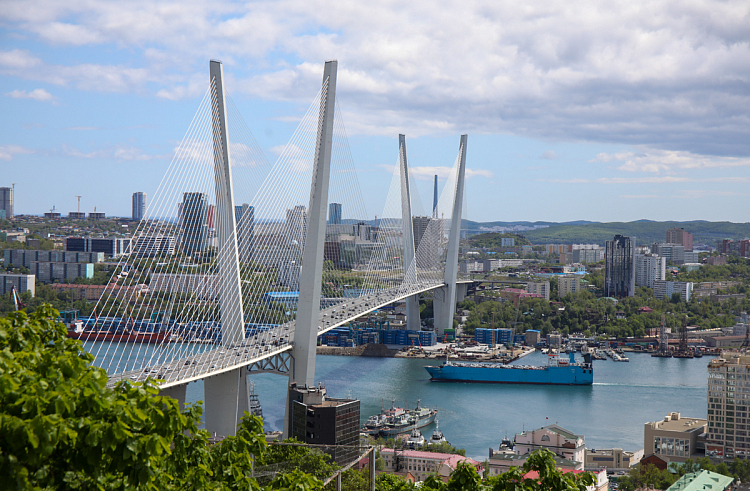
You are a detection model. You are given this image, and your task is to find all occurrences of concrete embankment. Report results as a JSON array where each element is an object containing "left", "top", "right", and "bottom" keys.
[{"left": 316, "top": 343, "right": 399, "bottom": 357}]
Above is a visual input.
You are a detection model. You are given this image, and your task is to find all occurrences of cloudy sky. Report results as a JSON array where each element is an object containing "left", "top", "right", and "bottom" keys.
[{"left": 2, "top": 0, "right": 749, "bottom": 222}]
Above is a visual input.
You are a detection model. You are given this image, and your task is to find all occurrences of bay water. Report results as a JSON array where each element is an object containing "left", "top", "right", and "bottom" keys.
[{"left": 180, "top": 351, "right": 712, "bottom": 461}]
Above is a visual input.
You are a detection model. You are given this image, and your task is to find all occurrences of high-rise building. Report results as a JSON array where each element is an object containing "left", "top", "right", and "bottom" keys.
[
  {"left": 412, "top": 216, "right": 432, "bottom": 252},
  {"left": 286, "top": 205, "right": 308, "bottom": 251},
  {"left": 0, "top": 187, "right": 13, "bottom": 219},
  {"left": 666, "top": 228, "right": 693, "bottom": 252},
  {"left": 433, "top": 175, "right": 438, "bottom": 218},
  {"left": 328, "top": 203, "right": 342, "bottom": 225},
  {"left": 635, "top": 254, "right": 666, "bottom": 288},
  {"left": 181, "top": 192, "right": 209, "bottom": 256},
  {"left": 653, "top": 280, "right": 693, "bottom": 302},
  {"left": 235, "top": 204, "right": 255, "bottom": 263},
  {"left": 652, "top": 243, "right": 685, "bottom": 264},
  {"left": 558, "top": 275, "right": 583, "bottom": 297},
  {"left": 605, "top": 235, "right": 636, "bottom": 298},
  {"left": 132, "top": 192, "right": 146, "bottom": 221},
  {"left": 527, "top": 281, "right": 550, "bottom": 300},
  {"left": 707, "top": 352, "right": 750, "bottom": 460},
  {"left": 287, "top": 384, "right": 360, "bottom": 465}
]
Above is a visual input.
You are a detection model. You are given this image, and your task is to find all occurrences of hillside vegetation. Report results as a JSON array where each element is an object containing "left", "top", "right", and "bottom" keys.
[
  {"left": 468, "top": 232, "right": 531, "bottom": 248},
  {"left": 520, "top": 221, "right": 750, "bottom": 246}
]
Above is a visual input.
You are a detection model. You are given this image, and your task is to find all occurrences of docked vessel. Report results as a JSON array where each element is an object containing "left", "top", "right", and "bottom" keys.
[
  {"left": 379, "top": 400, "right": 438, "bottom": 436},
  {"left": 67, "top": 329, "right": 170, "bottom": 343},
  {"left": 361, "top": 399, "right": 438, "bottom": 436},
  {"left": 428, "top": 419, "right": 448, "bottom": 446},
  {"left": 424, "top": 353, "right": 593, "bottom": 385}
]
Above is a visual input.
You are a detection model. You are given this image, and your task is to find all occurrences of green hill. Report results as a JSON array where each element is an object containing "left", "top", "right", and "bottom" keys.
[
  {"left": 519, "top": 221, "right": 750, "bottom": 246},
  {"left": 468, "top": 232, "right": 531, "bottom": 248}
]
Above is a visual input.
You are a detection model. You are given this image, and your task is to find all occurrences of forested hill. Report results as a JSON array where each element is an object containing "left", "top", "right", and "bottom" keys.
[{"left": 517, "top": 221, "right": 750, "bottom": 246}]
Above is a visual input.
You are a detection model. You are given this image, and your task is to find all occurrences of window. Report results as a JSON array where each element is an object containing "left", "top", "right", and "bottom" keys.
[{"left": 541, "top": 435, "right": 550, "bottom": 442}]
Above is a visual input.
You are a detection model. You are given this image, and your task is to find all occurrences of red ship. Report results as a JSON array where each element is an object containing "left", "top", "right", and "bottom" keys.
[{"left": 66, "top": 329, "right": 170, "bottom": 343}]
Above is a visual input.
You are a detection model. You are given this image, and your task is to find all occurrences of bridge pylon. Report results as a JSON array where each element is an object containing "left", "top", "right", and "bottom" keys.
[
  {"left": 398, "top": 135, "right": 421, "bottom": 331},
  {"left": 433, "top": 135, "right": 468, "bottom": 338},
  {"left": 203, "top": 59, "right": 250, "bottom": 438}
]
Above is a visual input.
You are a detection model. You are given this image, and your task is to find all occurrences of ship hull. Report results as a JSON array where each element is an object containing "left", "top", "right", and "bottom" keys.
[
  {"left": 425, "top": 363, "right": 593, "bottom": 385},
  {"left": 67, "top": 330, "right": 169, "bottom": 343}
]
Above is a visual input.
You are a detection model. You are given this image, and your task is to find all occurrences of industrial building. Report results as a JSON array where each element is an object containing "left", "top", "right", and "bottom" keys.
[
  {"left": 287, "top": 384, "right": 360, "bottom": 464},
  {"left": 0, "top": 273, "right": 35, "bottom": 297},
  {"left": 604, "top": 235, "right": 635, "bottom": 298},
  {"left": 150, "top": 273, "right": 218, "bottom": 300}
]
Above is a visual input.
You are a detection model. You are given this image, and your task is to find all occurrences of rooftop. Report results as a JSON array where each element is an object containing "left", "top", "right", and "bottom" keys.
[
  {"left": 647, "top": 413, "right": 706, "bottom": 433},
  {"left": 666, "top": 470, "right": 734, "bottom": 491}
]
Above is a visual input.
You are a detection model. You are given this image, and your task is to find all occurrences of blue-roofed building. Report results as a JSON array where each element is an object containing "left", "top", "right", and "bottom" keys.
[{"left": 262, "top": 291, "right": 299, "bottom": 309}]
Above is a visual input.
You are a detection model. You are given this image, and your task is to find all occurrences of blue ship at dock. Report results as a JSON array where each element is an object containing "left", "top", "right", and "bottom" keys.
[{"left": 424, "top": 352, "right": 593, "bottom": 385}]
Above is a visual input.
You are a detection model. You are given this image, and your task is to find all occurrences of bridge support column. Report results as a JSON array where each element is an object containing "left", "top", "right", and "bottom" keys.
[
  {"left": 291, "top": 60, "right": 337, "bottom": 388},
  {"left": 433, "top": 135, "right": 467, "bottom": 338},
  {"left": 398, "top": 135, "right": 421, "bottom": 331},
  {"left": 159, "top": 384, "right": 187, "bottom": 411},
  {"left": 204, "top": 368, "right": 250, "bottom": 438},
  {"left": 210, "top": 59, "right": 245, "bottom": 348}
]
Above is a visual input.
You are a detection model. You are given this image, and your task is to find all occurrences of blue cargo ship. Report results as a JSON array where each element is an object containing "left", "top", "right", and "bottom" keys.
[{"left": 424, "top": 352, "right": 593, "bottom": 385}]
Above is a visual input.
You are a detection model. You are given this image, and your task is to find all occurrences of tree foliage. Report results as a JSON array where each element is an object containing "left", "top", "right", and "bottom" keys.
[{"left": 0, "top": 305, "right": 323, "bottom": 491}]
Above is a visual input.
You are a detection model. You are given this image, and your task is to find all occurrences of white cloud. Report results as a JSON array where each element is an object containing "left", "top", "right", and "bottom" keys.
[
  {"left": 2, "top": 0, "right": 750, "bottom": 154},
  {"left": 590, "top": 149, "right": 750, "bottom": 173},
  {"left": 0, "top": 144, "right": 34, "bottom": 161},
  {"left": 4, "top": 88, "right": 55, "bottom": 103},
  {"left": 540, "top": 150, "right": 557, "bottom": 160}
]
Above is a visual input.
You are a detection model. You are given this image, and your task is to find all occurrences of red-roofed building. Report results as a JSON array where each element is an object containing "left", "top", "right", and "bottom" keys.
[
  {"left": 380, "top": 448, "right": 483, "bottom": 482},
  {"left": 637, "top": 307, "right": 654, "bottom": 314}
]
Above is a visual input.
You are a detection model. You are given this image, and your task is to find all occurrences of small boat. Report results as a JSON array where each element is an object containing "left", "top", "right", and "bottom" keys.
[
  {"left": 405, "top": 426, "right": 426, "bottom": 449},
  {"left": 616, "top": 356, "right": 629, "bottom": 362},
  {"left": 428, "top": 419, "right": 448, "bottom": 446}
]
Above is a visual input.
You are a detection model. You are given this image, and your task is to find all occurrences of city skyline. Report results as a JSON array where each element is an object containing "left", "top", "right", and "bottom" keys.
[{"left": 2, "top": 1, "right": 749, "bottom": 222}]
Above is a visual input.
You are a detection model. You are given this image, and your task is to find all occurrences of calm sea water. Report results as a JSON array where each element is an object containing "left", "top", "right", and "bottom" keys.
[{"left": 177, "top": 351, "right": 713, "bottom": 461}]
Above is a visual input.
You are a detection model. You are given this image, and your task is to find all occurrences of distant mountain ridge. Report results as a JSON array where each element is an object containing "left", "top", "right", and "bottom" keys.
[{"left": 464, "top": 220, "right": 750, "bottom": 246}]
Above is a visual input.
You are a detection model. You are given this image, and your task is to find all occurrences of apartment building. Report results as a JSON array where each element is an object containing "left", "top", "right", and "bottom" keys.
[
  {"left": 635, "top": 254, "right": 666, "bottom": 289},
  {"left": 706, "top": 352, "right": 750, "bottom": 460}
]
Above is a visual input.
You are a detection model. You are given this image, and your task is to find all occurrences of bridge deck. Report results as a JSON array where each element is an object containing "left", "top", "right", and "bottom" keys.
[{"left": 105, "top": 281, "right": 459, "bottom": 389}]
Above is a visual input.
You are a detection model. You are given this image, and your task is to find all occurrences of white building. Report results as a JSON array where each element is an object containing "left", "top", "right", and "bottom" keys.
[
  {"left": 527, "top": 281, "right": 550, "bottom": 300},
  {"left": 653, "top": 280, "right": 693, "bottom": 302},
  {"left": 558, "top": 275, "right": 583, "bottom": 297},
  {"left": 635, "top": 254, "right": 666, "bottom": 289},
  {"left": 514, "top": 424, "right": 585, "bottom": 465}
]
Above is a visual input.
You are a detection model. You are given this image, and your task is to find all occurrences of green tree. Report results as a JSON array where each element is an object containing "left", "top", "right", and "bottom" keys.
[
  {"left": 488, "top": 449, "right": 595, "bottom": 491},
  {"left": 0, "top": 305, "right": 323, "bottom": 491}
]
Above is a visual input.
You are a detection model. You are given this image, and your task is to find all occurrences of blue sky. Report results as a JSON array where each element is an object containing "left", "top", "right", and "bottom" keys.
[{"left": 2, "top": 0, "right": 750, "bottom": 223}]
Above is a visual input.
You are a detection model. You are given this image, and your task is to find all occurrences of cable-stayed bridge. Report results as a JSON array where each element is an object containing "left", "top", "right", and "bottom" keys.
[{"left": 81, "top": 60, "right": 469, "bottom": 438}]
